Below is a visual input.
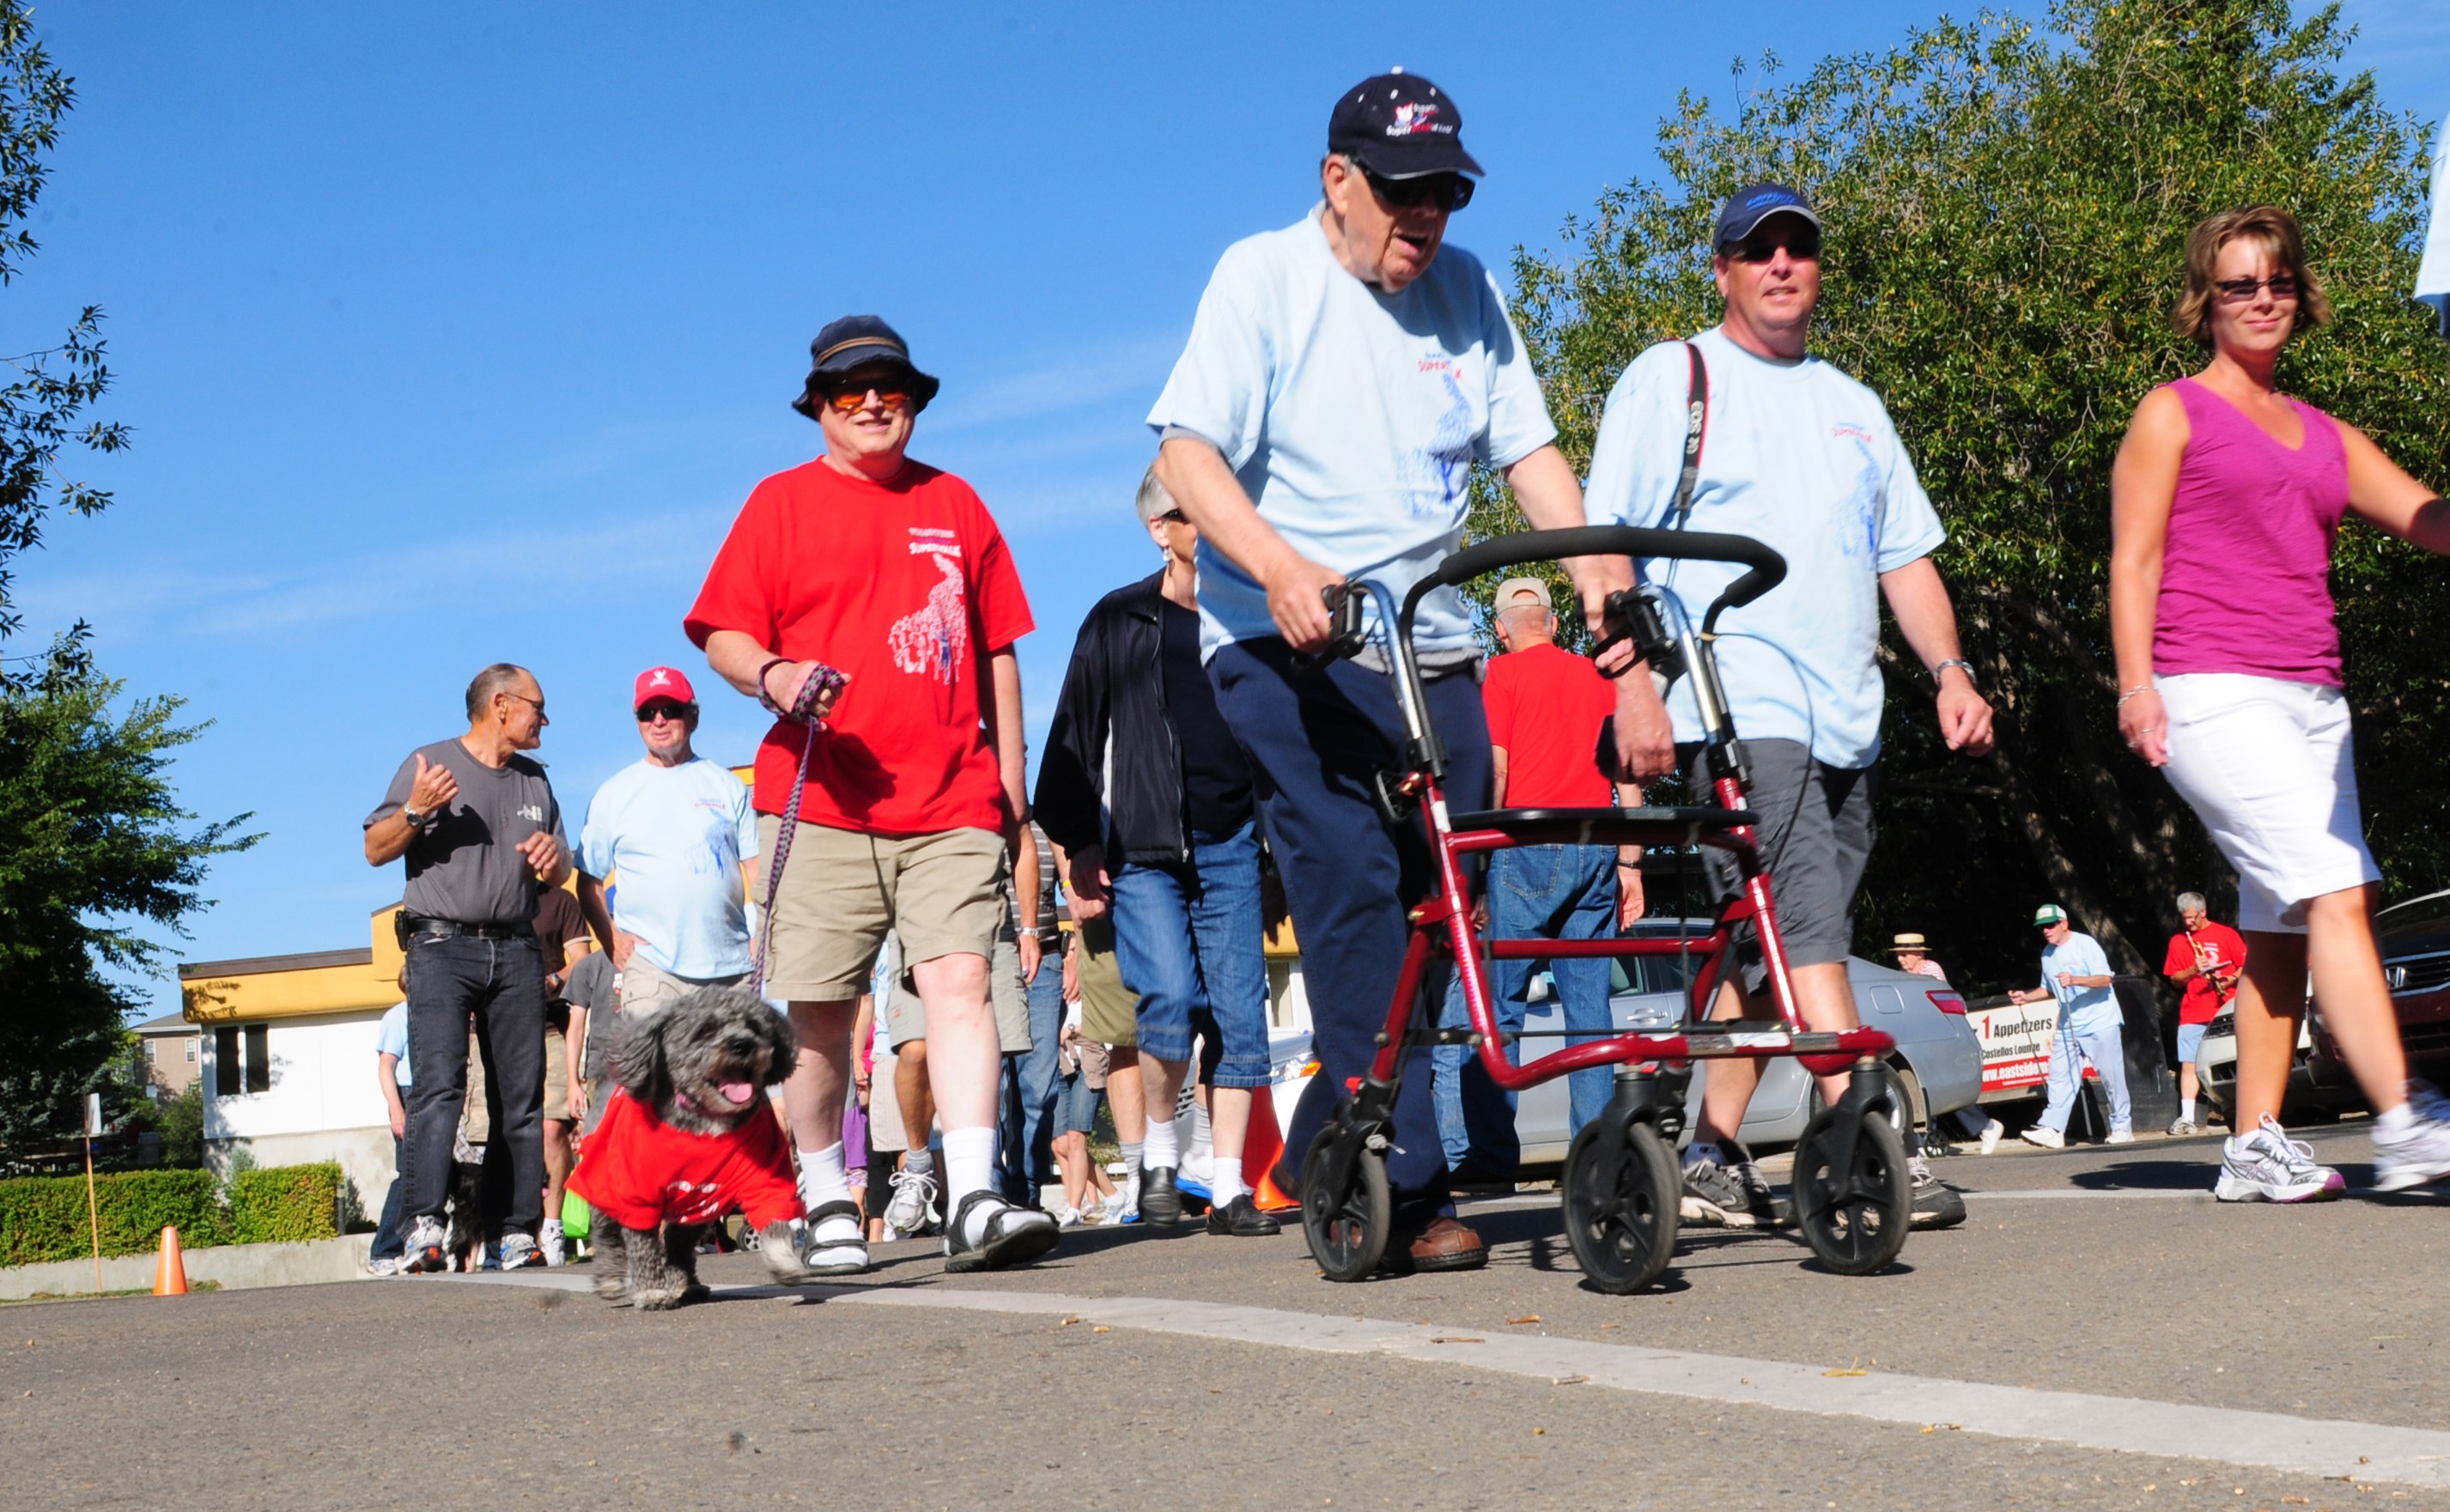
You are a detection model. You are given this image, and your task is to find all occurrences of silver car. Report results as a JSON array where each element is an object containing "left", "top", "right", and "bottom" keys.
[{"left": 1264, "top": 920, "right": 1986, "bottom": 1169}]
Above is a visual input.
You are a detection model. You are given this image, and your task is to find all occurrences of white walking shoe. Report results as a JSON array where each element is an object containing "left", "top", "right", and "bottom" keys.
[
  {"left": 885, "top": 1168, "right": 939, "bottom": 1237},
  {"left": 2373, "top": 1082, "right": 2450, "bottom": 1192},
  {"left": 2213, "top": 1115, "right": 2344, "bottom": 1202},
  {"left": 1977, "top": 1120, "right": 2003, "bottom": 1156},
  {"left": 2019, "top": 1125, "right": 2064, "bottom": 1150},
  {"left": 2105, "top": 1129, "right": 2136, "bottom": 1145}
]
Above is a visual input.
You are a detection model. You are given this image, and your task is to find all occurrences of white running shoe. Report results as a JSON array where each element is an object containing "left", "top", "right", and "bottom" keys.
[
  {"left": 2213, "top": 1115, "right": 2345, "bottom": 1202},
  {"left": 1100, "top": 1190, "right": 1138, "bottom": 1226},
  {"left": 2167, "top": 1116, "right": 2198, "bottom": 1138},
  {"left": 539, "top": 1218, "right": 566, "bottom": 1266},
  {"left": 2105, "top": 1129, "right": 2136, "bottom": 1145},
  {"left": 2373, "top": 1082, "right": 2450, "bottom": 1192},
  {"left": 885, "top": 1168, "right": 939, "bottom": 1237},
  {"left": 1978, "top": 1120, "right": 2003, "bottom": 1156},
  {"left": 1058, "top": 1205, "right": 1085, "bottom": 1229},
  {"left": 2020, "top": 1125, "right": 2065, "bottom": 1150}
]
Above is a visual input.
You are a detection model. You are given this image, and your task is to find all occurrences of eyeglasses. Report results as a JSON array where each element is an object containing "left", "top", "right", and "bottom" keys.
[
  {"left": 635, "top": 701, "right": 691, "bottom": 724},
  {"left": 2214, "top": 275, "right": 2301, "bottom": 304},
  {"left": 1359, "top": 165, "right": 1474, "bottom": 213},
  {"left": 821, "top": 386, "right": 912, "bottom": 414},
  {"left": 502, "top": 690, "right": 546, "bottom": 719},
  {"left": 1725, "top": 228, "right": 1822, "bottom": 264},
  {"left": 1156, "top": 509, "right": 1189, "bottom": 525}
]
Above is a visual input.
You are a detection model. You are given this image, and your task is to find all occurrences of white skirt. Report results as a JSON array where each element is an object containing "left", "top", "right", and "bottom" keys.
[{"left": 2156, "top": 672, "right": 2380, "bottom": 933}]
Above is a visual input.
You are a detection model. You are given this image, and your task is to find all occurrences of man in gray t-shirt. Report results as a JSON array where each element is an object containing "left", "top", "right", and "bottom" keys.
[{"left": 363, "top": 662, "right": 571, "bottom": 1273}]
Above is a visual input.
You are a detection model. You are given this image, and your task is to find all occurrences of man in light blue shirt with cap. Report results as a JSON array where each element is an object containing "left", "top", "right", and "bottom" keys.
[{"left": 2010, "top": 903, "right": 2133, "bottom": 1147}]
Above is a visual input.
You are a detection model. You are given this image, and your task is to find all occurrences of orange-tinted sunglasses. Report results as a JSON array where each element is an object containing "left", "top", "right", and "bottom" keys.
[{"left": 823, "top": 386, "right": 911, "bottom": 414}]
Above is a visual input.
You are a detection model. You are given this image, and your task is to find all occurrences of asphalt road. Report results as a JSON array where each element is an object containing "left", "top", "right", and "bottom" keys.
[{"left": 8, "top": 1120, "right": 2449, "bottom": 1512}]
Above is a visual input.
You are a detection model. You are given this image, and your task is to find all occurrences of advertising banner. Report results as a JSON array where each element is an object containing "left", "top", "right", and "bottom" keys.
[{"left": 1965, "top": 996, "right": 2060, "bottom": 1094}]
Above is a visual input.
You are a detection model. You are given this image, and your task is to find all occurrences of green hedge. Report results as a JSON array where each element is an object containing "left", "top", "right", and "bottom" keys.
[
  {"left": 0, "top": 1169, "right": 229, "bottom": 1266},
  {"left": 228, "top": 1163, "right": 343, "bottom": 1246},
  {"left": 0, "top": 1161, "right": 345, "bottom": 1266}
]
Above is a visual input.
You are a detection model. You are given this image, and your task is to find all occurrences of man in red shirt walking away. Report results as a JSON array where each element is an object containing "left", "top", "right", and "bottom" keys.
[
  {"left": 2164, "top": 890, "right": 2246, "bottom": 1137},
  {"left": 684, "top": 315, "right": 1057, "bottom": 1275},
  {"left": 1434, "top": 578, "right": 1639, "bottom": 1182}
]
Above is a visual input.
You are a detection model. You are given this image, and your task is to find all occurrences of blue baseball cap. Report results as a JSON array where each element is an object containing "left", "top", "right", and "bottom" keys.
[{"left": 1712, "top": 183, "right": 1822, "bottom": 251}]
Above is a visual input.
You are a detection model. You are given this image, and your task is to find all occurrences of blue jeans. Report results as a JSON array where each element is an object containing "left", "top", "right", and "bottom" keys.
[
  {"left": 2041, "top": 1017, "right": 2131, "bottom": 1134},
  {"left": 1110, "top": 822, "right": 1272, "bottom": 1089},
  {"left": 370, "top": 1132, "right": 410, "bottom": 1261},
  {"left": 1435, "top": 843, "right": 1619, "bottom": 1172},
  {"left": 999, "top": 950, "right": 1067, "bottom": 1201},
  {"left": 401, "top": 932, "right": 546, "bottom": 1234},
  {"left": 1208, "top": 641, "right": 1492, "bottom": 1224}
]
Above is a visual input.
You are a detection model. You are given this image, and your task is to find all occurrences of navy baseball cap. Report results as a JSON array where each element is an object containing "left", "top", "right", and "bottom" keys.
[
  {"left": 1328, "top": 69, "right": 1483, "bottom": 179},
  {"left": 792, "top": 314, "right": 940, "bottom": 420},
  {"left": 1712, "top": 183, "right": 1822, "bottom": 251}
]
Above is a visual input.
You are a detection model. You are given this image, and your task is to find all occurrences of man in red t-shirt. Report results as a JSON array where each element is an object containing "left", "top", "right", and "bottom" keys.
[
  {"left": 2163, "top": 890, "right": 2246, "bottom": 1136},
  {"left": 1436, "top": 577, "right": 1642, "bottom": 1179},
  {"left": 684, "top": 315, "right": 1056, "bottom": 1276}
]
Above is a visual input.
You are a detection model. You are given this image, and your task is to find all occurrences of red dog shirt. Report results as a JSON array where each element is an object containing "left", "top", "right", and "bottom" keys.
[{"left": 570, "top": 1088, "right": 804, "bottom": 1230}]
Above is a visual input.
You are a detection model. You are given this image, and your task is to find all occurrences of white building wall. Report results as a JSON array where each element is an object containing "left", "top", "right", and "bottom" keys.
[{"left": 201, "top": 1010, "right": 397, "bottom": 1208}]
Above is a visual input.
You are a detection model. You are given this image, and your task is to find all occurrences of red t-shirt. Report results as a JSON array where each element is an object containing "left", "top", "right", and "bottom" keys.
[
  {"left": 1483, "top": 642, "right": 1616, "bottom": 808},
  {"left": 568, "top": 1088, "right": 802, "bottom": 1231},
  {"left": 684, "top": 458, "right": 1033, "bottom": 835},
  {"left": 2163, "top": 922, "right": 2247, "bottom": 1025}
]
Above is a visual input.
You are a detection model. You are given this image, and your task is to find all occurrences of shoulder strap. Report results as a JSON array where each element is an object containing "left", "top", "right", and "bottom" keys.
[{"left": 1670, "top": 341, "right": 1709, "bottom": 529}]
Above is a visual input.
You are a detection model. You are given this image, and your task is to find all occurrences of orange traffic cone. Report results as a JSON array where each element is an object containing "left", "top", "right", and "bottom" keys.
[
  {"left": 1246, "top": 1084, "right": 1300, "bottom": 1213},
  {"left": 153, "top": 1225, "right": 188, "bottom": 1296}
]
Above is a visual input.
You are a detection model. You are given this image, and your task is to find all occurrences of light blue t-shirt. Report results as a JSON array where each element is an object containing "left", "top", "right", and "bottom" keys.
[
  {"left": 375, "top": 1000, "right": 411, "bottom": 1087},
  {"left": 1147, "top": 205, "right": 1559, "bottom": 658},
  {"left": 577, "top": 756, "right": 758, "bottom": 980},
  {"left": 2040, "top": 932, "right": 2121, "bottom": 1035},
  {"left": 1583, "top": 326, "right": 1944, "bottom": 768}
]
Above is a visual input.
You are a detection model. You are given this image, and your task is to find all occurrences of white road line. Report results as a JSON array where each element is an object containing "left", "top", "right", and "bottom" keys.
[
  {"left": 468, "top": 1270, "right": 2450, "bottom": 1487},
  {"left": 1959, "top": 1188, "right": 2211, "bottom": 1200}
]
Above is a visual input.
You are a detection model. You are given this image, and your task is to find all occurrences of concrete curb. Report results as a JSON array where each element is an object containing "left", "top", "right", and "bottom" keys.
[{"left": 0, "top": 1233, "right": 374, "bottom": 1301}]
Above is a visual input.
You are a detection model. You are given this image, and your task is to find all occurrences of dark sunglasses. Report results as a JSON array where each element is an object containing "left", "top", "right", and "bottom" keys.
[
  {"left": 1360, "top": 165, "right": 1474, "bottom": 213},
  {"left": 820, "top": 386, "right": 911, "bottom": 413},
  {"left": 1155, "top": 508, "right": 1189, "bottom": 525},
  {"left": 635, "top": 700, "right": 691, "bottom": 724},
  {"left": 1725, "top": 228, "right": 1822, "bottom": 264},
  {"left": 2214, "top": 275, "right": 2301, "bottom": 304}
]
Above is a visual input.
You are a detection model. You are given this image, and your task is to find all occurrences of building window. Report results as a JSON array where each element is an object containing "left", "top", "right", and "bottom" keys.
[
  {"left": 185, "top": 1041, "right": 196, "bottom": 1063},
  {"left": 243, "top": 1024, "right": 271, "bottom": 1094},
  {"left": 145, "top": 1040, "right": 159, "bottom": 1062},
  {"left": 213, "top": 1027, "right": 240, "bottom": 1096}
]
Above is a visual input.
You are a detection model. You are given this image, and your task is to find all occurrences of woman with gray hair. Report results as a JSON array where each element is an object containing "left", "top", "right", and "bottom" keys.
[{"left": 2111, "top": 204, "right": 2450, "bottom": 1199}]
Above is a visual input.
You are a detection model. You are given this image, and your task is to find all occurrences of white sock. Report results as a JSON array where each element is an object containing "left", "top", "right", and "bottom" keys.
[
  {"left": 1213, "top": 1156, "right": 1244, "bottom": 1205},
  {"left": 1145, "top": 1115, "right": 1179, "bottom": 1169},
  {"left": 798, "top": 1143, "right": 851, "bottom": 1207},
  {"left": 943, "top": 1126, "right": 999, "bottom": 1243},
  {"left": 2378, "top": 1100, "right": 2417, "bottom": 1137},
  {"left": 1121, "top": 1139, "right": 1144, "bottom": 1178},
  {"left": 903, "top": 1145, "right": 934, "bottom": 1178},
  {"left": 2179, "top": 1098, "right": 2197, "bottom": 1122},
  {"left": 1190, "top": 1098, "right": 1213, "bottom": 1158}
]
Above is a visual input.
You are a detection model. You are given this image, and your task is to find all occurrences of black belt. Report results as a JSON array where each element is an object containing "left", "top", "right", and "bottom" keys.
[{"left": 404, "top": 918, "right": 533, "bottom": 943}]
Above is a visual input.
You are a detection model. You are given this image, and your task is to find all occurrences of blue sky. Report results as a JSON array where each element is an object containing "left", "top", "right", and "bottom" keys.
[{"left": 11, "top": 3, "right": 2445, "bottom": 1016}]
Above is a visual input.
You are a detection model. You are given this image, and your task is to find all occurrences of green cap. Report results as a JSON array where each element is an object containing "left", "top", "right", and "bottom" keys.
[{"left": 2033, "top": 904, "right": 2068, "bottom": 926}]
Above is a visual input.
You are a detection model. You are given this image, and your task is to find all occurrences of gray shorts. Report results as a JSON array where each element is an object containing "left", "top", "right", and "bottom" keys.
[{"left": 1691, "top": 738, "right": 1874, "bottom": 993}]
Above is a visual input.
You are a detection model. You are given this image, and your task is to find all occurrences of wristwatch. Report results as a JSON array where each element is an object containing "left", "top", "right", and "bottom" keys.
[
  {"left": 1933, "top": 658, "right": 1977, "bottom": 689},
  {"left": 401, "top": 805, "right": 430, "bottom": 827}
]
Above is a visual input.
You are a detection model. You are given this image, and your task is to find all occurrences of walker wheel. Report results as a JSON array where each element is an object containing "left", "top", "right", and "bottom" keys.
[
  {"left": 1559, "top": 1119, "right": 1681, "bottom": 1294},
  {"left": 1792, "top": 1105, "right": 1911, "bottom": 1275},
  {"left": 1299, "top": 1125, "right": 1390, "bottom": 1282}
]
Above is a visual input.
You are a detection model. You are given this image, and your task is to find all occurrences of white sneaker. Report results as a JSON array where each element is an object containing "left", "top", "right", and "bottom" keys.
[
  {"left": 365, "top": 1255, "right": 400, "bottom": 1277},
  {"left": 2373, "top": 1082, "right": 2450, "bottom": 1192},
  {"left": 2213, "top": 1115, "right": 2344, "bottom": 1202},
  {"left": 2020, "top": 1125, "right": 2065, "bottom": 1149},
  {"left": 885, "top": 1168, "right": 939, "bottom": 1236},
  {"left": 1059, "top": 1205, "right": 1085, "bottom": 1229},
  {"left": 1977, "top": 1120, "right": 2003, "bottom": 1156},
  {"left": 2167, "top": 1116, "right": 2198, "bottom": 1137},
  {"left": 539, "top": 1218, "right": 566, "bottom": 1266},
  {"left": 1100, "top": 1191, "right": 1138, "bottom": 1226},
  {"left": 2105, "top": 1130, "right": 2136, "bottom": 1145}
]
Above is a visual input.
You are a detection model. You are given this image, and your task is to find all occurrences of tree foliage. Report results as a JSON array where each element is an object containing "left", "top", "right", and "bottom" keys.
[{"left": 1480, "top": 0, "right": 2450, "bottom": 988}]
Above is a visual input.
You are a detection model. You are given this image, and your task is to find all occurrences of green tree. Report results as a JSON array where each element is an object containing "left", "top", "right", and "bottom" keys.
[{"left": 1483, "top": 0, "right": 2450, "bottom": 989}]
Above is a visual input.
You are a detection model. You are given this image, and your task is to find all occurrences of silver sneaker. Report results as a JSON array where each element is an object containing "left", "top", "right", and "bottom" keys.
[
  {"left": 2213, "top": 1115, "right": 2344, "bottom": 1202},
  {"left": 498, "top": 1230, "right": 546, "bottom": 1269},
  {"left": 400, "top": 1216, "right": 448, "bottom": 1274},
  {"left": 885, "top": 1168, "right": 939, "bottom": 1236},
  {"left": 2373, "top": 1082, "right": 2450, "bottom": 1192},
  {"left": 2167, "top": 1116, "right": 2198, "bottom": 1138}
]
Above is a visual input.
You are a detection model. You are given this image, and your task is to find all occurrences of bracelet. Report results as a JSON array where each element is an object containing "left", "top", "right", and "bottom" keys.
[
  {"left": 2116, "top": 684, "right": 2153, "bottom": 707},
  {"left": 754, "top": 658, "right": 792, "bottom": 716},
  {"left": 1933, "top": 658, "right": 1976, "bottom": 689}
]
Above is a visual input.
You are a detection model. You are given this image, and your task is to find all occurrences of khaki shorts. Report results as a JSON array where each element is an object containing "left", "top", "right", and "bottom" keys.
[
  {"left": 623, "top": 956, "right": 749, "bottom": 1019},
  {"left": 757, "top": 818, "right": 1004, "bottom": 1001},
  {"left": 878, "top": 908, "right": 1032, "bottom": 1053},
  {"left": 543, "top": 1023, "right": 569, "bottom": 1123},
  {"left": 1075, "top": 914, "right": 1137, "bottom": 1049}
]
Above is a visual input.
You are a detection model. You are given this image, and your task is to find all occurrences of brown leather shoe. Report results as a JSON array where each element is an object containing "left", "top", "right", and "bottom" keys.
[{"left": 1405, "top": 1216, "right": 1487, "bottom": 1272}]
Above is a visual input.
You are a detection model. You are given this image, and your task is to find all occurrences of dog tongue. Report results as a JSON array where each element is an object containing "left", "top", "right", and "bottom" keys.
[{"left": 720, "top": 1081, "right": 756, "bottom": 1106}]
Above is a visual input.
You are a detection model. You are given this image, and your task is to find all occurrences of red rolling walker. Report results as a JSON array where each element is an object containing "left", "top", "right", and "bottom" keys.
[{"left": 1295, "top": 525, "right": 1912, "bottom": 1290}]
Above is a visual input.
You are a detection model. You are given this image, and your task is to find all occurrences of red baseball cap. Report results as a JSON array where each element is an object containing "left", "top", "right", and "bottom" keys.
[{"left": 632, "top": 665, "right": 696, "bottom": 711}]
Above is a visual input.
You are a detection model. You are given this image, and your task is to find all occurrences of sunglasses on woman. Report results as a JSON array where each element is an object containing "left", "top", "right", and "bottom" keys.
[
  {"left": 1360, "top": 165, "right": 1474, "bottom": 213},
  {"left": 2215, "top": 275, "right": 2301, "bottom": 304}
]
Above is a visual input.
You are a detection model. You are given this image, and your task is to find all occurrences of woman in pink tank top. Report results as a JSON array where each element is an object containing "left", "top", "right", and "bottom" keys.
[{"left": 2111, "top": 205, "right": 2450, "bottom": 1200}]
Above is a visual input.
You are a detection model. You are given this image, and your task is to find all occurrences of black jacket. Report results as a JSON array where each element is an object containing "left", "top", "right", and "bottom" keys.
[{"left": 1033, "top": 573, "right": 1196, "bottom": 867}]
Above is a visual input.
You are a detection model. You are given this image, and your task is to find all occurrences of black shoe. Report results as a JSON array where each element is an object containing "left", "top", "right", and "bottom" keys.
[
  {"left": 1909, "top": 1161, "right": 1967, "bottom": 1229},
  {"left": 1204, "top": 1194, "right": 1283, "bottom": 1236},
  {"left": 1140, "top": 1165, "right": 1183, "bottom": 1225}
]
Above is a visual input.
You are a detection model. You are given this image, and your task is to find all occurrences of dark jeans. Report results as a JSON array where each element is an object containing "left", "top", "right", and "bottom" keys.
[
  {"left": 403, "top": 932, "right": 547, "bottom": 1235},
  {"left": 370, "top": 1131, "right": 410, "bottom": 1261},
  {"left": 1000, "top": 952, "right": 1067, "bottom": 1203},
  {"left": 1209, "top": 640, "right": 1492, "bottom": 1226},
  {"left": 1435, "top": 843, "right": 1620, "bottom": 1171}
]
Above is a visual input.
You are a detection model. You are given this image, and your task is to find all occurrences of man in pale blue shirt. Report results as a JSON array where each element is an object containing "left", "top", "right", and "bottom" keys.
[
  {"left": 1578, "top": 184, "right": 1997, "bottom": 1230},
  {"left": 1149, "top": 71, "right": 1600, "bottom": 1273},
  {"left": 2010, "top": 903, "right": 2133, "bottom": 1146},
  {"left": 576, "top": 665, "right": 759, "bottom": 1022}
]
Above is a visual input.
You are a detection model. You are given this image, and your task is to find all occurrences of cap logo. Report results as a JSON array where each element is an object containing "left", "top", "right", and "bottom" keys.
[
  {"left": 1389, "top": 101, "right": 1452, "bottom": 137},
  {"left": 647, "top": 669, "right": 673, "bottom": 688}
]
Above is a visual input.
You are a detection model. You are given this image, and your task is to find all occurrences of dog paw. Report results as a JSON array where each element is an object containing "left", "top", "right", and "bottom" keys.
[
  {"left": 593, "top": 1277, "right": 629, "bottom": 1303},
  {"left": 629, "top": 1285, "right": 686, "bottom": 1311}
]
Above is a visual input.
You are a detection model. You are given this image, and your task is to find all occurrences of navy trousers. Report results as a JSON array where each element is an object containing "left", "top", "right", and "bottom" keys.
[{"left": 1209, "top": 639, "right": 1492, "bottom": 1226}]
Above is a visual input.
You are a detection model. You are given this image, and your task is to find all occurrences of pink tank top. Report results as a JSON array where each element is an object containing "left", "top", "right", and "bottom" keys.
[{"left": 2153, "top": 378, "right": 2348, "bottom": 686}]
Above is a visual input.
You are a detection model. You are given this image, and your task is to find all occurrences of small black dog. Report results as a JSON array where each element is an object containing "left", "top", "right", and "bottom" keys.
[{"left": 570, "top": 987, "right": 814, "bottom": 1309}]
